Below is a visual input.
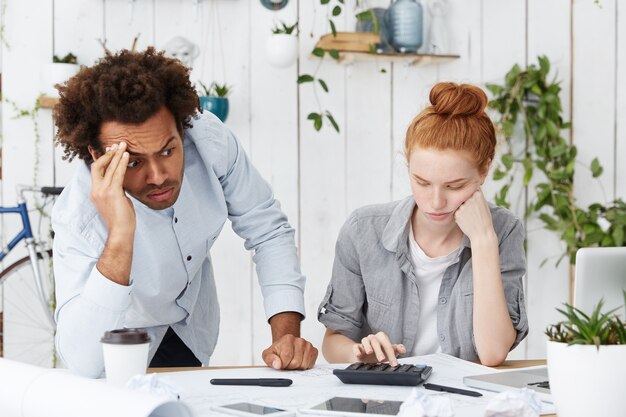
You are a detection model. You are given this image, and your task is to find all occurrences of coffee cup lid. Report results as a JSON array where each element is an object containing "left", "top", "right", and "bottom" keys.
[{"left": 101, "top": 328, "right": 151, "bottom": 345}]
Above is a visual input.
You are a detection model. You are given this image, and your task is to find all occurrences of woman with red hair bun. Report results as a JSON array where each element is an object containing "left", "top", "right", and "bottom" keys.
[{"left": 318, "top": 82, "right": 527, "bottom": 367}]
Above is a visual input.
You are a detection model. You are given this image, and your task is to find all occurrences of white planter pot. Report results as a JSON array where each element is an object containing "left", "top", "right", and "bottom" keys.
[
  {"left": 265, "top": 34, "right": 298, "bottom": 68},
  {"left": 41, "top": 63, "right": 80, "bottom": 97},
  {"left": 547, "top": 340, "right": 626, "bottom": 417}
]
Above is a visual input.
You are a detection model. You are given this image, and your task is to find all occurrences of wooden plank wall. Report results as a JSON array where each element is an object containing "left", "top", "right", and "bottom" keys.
[{"left": 1, "top": 0, "right": 624, "bottom": 365}]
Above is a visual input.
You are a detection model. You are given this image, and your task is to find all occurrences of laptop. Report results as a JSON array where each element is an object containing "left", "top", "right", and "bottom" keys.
[
  {"left": 573, "top": 247, "right": 626, "bottom": 314},
  {"left": 464, "top": 247, "right": 626, "bottom": 403},
  {"left": 463, "top": 367, "right": 552, "bottom": 403}
]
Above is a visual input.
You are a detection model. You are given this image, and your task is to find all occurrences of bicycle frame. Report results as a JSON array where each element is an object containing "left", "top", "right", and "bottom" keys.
[
  {"left": 0, "top": 188, "right": 56, "bottom": 327},
  {"left": 0, "top": 201, "right": 34, "bottom": 262}
]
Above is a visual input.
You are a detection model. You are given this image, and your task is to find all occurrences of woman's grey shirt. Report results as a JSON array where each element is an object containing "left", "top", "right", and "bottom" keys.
[{"left": 318, "top": 196, "right": 528, "bottom": 361}]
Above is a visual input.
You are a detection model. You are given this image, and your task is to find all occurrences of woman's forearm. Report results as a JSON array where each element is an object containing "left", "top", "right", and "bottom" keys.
[
  {"left": 471, "top": 233, "right": 516, "bottom": 366},
  {"left": 322, "top": 328, "right": 358, "bottom": 363}
]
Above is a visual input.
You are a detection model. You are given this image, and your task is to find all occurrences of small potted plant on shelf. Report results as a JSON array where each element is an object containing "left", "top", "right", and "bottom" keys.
[
  {"left": 42, "top": 53, "right": 80, "bottom": 98},
  {"left": 545, "top": 291, "right": 626, "bottom": 417},
  {"left": 198, "top": 81, "right": 231, "bottom": 123},
  {"left": 265, "top": 21, "right": 299, "bottom": 68}
]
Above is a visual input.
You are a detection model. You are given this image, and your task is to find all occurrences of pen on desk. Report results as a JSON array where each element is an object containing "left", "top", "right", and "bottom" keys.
[
  {"left": 423, "top": 383, "right": 482, "bottom": 397},
  {"left": 210, "top": 378, "right": 293, "bottom": 387}
]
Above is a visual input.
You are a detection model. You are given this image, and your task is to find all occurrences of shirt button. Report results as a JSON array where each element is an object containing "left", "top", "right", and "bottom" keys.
[
  {"left": 174, "top": 217, "right": 178, "bottom": 223},
  {"left": 186, "top": 255, "right": 192, "bottom": 261},
  {"left": 439, "top": 297, "right": 447, "bottom": 304},
  {"left": 439, "top": 334, "right": 445, "bottom": 341}
]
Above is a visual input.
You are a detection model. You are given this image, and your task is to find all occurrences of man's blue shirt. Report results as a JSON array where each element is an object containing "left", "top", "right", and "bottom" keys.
[{"left": 52, "top": 112, "right": 305, "bottom": 377}]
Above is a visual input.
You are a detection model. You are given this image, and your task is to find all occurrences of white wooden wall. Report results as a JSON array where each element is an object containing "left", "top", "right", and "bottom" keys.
[{"left": 1, "top": 0, "right": 624, "bottom": 365}]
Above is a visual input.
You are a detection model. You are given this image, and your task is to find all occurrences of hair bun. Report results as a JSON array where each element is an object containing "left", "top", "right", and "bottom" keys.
[{"left": 429, "top": 82, "right": 488, "bottom": 117}]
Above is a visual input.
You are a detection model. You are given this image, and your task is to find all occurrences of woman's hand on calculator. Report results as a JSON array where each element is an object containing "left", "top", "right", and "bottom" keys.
[{"left": 353, "top": 332, "right": 406, "bottom": 367}]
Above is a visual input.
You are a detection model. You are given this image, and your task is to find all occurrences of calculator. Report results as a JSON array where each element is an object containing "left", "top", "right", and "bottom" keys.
[{"left": 332, "top": 362, "right": 433, "bottom": 386}]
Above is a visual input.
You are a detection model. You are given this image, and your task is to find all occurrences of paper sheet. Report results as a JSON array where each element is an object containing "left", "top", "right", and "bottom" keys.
[
  {"left": 159, "top": 353, "right": 556, "bottom": 416},
  {"left": 0, "top": 358, "right": 192, "bottom": 417}
]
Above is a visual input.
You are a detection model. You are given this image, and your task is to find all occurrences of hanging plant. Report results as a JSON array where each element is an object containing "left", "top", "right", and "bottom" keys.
[
  {"left": 266, "top": 21, "right": 300, "bottom": 68},
  {"left": 297, "top": 0, "right": 343, "bottom": 133},
  {"left": 487, "top": 55, "right": 626, "bottom": 266}
]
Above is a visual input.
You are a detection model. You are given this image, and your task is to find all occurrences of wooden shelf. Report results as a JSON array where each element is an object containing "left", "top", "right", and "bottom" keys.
[
  {"left": 333, "top": 51, "right": 460, "bottom": 66},
  {"left": 38, "top": 96, "right": 59, "bottom": 109},
  {"left": 315, "top": 32, "right": 460, "bottom": 66}
]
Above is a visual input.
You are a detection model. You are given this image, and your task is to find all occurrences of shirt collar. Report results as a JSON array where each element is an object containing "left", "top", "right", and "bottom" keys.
[{"left": 381, "top": 196, "right": 471, "bottom": 253}]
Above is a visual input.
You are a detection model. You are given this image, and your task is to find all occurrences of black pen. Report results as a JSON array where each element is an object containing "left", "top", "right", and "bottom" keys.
[
  {"left": 424, "top": 383, "right": 482, "bottom": 397},
  {"left": 210, "top": 378, "right": 293, "bottom": 387}
]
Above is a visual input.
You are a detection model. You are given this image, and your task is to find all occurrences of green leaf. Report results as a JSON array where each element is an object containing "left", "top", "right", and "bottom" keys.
[
  {"left": 612, "top": 226, "right": 625, "bottom": 246},
  {"left": 355, "top": 11, "right": 373, "bottom": 21},
  {"left": 326, "top": 111, "right": 340, "bottom": 133},
  {"left": 318, "top": 79, "right": 329, "bottom": 93},
  {"left": 501, "top": 153, "right": 514, "bottom": 170},
  {"left": 297, "top": 74, "right": 315, "bottom": 84},
  {"left": 312, "top": 47, "right": 325, "bottom": 58},
  {"left": 485, "top": 83, "right": 503, "bottom": 96},
  {"left": 493, "top": 167, "right": 507, "bottom": 181},
  {"left": 591, "top": 158, "right": 604, "bottom": 178},
  {"left": 539, "top": 213, "right": 558, "bottom": 230},
  {"left": 329, "top": 20, "right": 337, "bottom": 37},
  {"left": 546, "top": 119, "right": 559, "bottom": 138},
  {"left": 523, "top": 165, "right": 533, "bottom": 186},
  {"left": 538, "top": 55, "right": 550, "bottom": 77},
  {"left": 328, "top": 49, "right": 340, "bottom": 60},
  {"left": 549, "top": 143, "right": 568, "bottom": 158},
  {"left": 495, "top": 184, "right": 510, "bottom": 208},
  {"left": 308, "top": 112, "right": 322, "bottom": 131},
  {"left": 332, "top": 5, "right": 341, "bottom": 16},
  {"left": 320, "top": 0, "right": 330, "bottom": 4},
  {"left": 601, "top": 235, "right": 615, "bottom": 247},
  {"left": 505, "top": 64, "right": 521, "bottom": 87}
]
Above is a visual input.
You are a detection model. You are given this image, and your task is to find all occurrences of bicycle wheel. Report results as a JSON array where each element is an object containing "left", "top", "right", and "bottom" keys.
[{"left": 0, "top": 249, "right": 57, "bottom": 367}]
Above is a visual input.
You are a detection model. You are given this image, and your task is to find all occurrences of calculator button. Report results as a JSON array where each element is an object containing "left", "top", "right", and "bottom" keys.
[
  {"left": 347, "top": 363, "right": 364, "bottom": 370},
  {"left": 398, "top": 364, "right": 412, "bottom": 372},
  {"left": 386, "top": 365, "right": 400, "bottom": 372},
  {"left": 370, "top": 364, "right": 389, "bottom": 371}
]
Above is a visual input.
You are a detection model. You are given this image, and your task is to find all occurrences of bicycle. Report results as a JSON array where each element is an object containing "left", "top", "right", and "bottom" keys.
[{"left": 0, "top": 185, "right": 63, "bottom": 367}]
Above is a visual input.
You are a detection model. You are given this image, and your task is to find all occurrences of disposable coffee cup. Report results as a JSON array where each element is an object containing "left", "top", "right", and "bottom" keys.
[{"left": 101, "top": 328, "right": 151, "bottom": 386}]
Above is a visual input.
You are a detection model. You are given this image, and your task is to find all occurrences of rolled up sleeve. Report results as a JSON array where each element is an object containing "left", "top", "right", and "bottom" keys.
[
  {"left": 317, "top": 215, "right": 366, "bottom": 342},
  {"left": 53, "top": 221, "right": 131, "bottom": 378}
]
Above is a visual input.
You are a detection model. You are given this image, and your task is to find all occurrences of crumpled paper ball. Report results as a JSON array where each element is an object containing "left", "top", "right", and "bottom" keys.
[
  {"left": 484, "top": 388, "right": 541, "bottom": 417},
  {"left": 126, "top": 373, "right": 181, "bottom": 401},
  {"left": 398, "top": 388, "right": 455, "bottom": 417}
]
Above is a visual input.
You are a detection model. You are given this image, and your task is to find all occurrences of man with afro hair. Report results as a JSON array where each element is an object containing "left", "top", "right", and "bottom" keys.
[{"left": 52, "top": 47, "right": 317, "bottom": 377}]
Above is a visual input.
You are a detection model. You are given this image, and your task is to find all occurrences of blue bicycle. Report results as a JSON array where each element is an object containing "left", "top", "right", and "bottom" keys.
[{"left": 0, "top": 185, "right": 63, "bottom": 367}]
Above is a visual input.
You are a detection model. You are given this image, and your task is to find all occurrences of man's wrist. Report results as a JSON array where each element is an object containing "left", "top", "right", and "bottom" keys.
[
  {"left": 269, "top": 311, "right": 302, "bottom": 342},
  {"left": 107, "top": 229, "right": 135, "bottom": 251}
]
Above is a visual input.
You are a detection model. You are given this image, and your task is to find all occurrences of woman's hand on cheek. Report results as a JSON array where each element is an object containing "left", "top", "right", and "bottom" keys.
[{"left": 454, "top": 188, "right": 496, "bottom": 242}]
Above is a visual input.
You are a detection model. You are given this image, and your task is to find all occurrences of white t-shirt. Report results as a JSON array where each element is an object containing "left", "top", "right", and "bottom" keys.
[{"left": 408, "top": 224, "right": 461, "bottom": 356}]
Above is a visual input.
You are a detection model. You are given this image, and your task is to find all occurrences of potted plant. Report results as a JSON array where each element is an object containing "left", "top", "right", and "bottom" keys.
[
  {"left": 487, "top": 56, "right": 626, "bottom": 267},
  {"left": 545, "top": 292, "right": 626, "bottom": 417},
  {"left": 265, "top": 21, "right": 299, "bottom": 68},
  {"left": 42, "top": 53, "right": 80, "bottom": 97},
  {"left": 198, "top": 81, "right": 231, "bottom": 123}
]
